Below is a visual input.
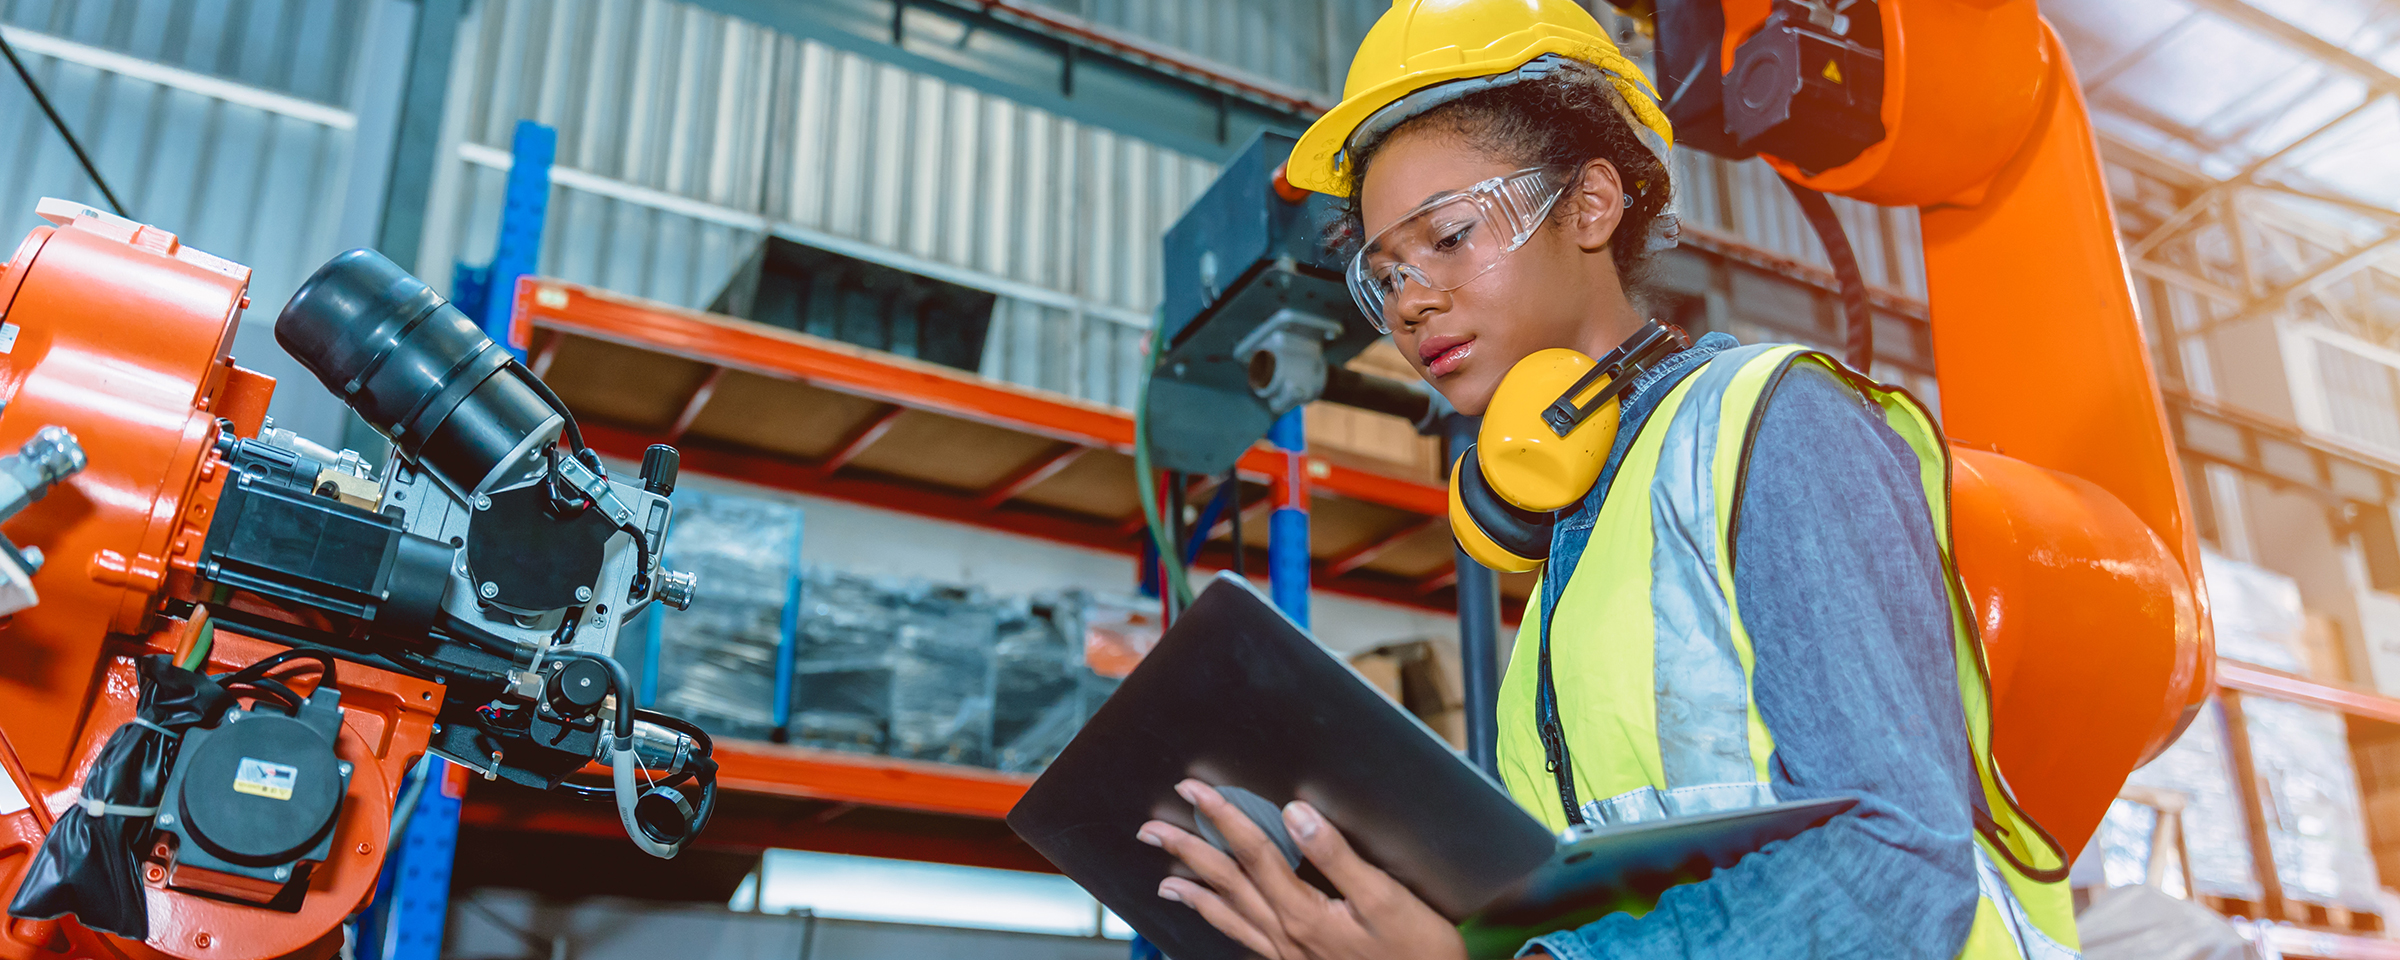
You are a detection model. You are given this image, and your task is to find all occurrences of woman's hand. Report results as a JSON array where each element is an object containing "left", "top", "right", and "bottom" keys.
[{"left": 1138, "top": 779, "right": 1468, "bottom": 960}]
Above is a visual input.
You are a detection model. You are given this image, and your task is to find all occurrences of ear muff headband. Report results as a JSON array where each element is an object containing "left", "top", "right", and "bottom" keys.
[{"left": 1477, "top": 321, "right": 1686, "bottom": 513}]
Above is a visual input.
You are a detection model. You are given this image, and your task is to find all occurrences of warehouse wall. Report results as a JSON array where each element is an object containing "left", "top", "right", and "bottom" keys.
[
  {"left": 0, "top": 0, "right": 404, "bottom": 444},
  {"left": 418, "top": 0, "right": 1220, "bottom": 413},
  {"left": 416, "top": 0, "right": 1929, "bottom": 414},
  {"left": 1021, "top": 0, "right": 1378, "bottom": 99}
]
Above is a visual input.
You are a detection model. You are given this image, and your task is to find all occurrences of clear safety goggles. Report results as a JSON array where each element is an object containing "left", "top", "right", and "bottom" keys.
[{"left": 1346, "top": 166, "right": 1569, "bottom": 334}]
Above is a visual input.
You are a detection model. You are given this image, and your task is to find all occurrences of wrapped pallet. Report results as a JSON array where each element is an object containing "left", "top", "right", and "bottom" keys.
[
  {"left": 643, "top": 485, "right": 805, "bottom": 741},
  {"left": 639, "top": 484, "right": 1121, "bottom": 774},
  {"left": 2120, "top": 551, "right": 2383, "bottom": 914}
]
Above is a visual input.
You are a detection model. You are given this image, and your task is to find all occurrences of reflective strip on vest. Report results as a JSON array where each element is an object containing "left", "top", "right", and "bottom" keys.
[{"left": 1493, "top": 346, "right": 2081, "bottom": 958}]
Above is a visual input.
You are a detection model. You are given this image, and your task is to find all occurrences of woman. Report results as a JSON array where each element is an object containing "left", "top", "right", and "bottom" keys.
[{"left": 1132, "top": 2, "right": 2079, "bottom": 959}]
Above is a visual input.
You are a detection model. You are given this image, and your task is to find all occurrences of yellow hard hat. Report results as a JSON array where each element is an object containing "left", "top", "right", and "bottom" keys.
[{"left": 1289, "top": 0, "right": 1676, "bottom": 197}]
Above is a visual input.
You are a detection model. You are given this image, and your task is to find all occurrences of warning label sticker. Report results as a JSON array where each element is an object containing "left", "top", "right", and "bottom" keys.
[{"left": 233, "top": 757, "right": 298, "bottom": 801}]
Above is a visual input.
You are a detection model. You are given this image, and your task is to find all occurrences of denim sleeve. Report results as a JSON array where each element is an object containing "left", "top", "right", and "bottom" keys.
[{"left": 1522, "top": 364, "right": 1984, "bottom": 960}]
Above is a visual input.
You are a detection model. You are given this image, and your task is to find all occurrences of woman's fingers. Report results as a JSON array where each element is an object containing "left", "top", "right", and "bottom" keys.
[
  {"left": 1139, "top": 820, "right": 1286, "bottom": 942},
  {"left": 1159, "top": 877, "right": 1284, "bottom": 960},
  {"left": 1282, "top": 800, "right": 1413, "bottom": 916},
  {"left": 1177, "top": 780, "right": 1328, "bottom": 916}
]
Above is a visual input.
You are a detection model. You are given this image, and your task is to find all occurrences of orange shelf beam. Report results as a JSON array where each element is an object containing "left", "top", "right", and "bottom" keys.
[
  {"left": 707, "top": 741, "right": 1030, "bottom": 819},
  {"left": 2216, "top": 659, "right": 2400, "bottom": 725}
]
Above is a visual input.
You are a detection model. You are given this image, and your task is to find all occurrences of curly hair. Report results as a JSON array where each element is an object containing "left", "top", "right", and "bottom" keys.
[{"left": 1335, "top": 57, "right": 1675, "bottom": 303}]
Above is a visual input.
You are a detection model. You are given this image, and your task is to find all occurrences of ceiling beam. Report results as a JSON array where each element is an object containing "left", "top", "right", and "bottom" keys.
[
  {"left": 2125, "top": 94, "right": 2386, "bottom": 260},
  {"left": 2192, "top": 231, "right": 2400, "bottom": 335},
  {"left": 2083, "top": 11, "right": 2204, "bottom": 96},
  {"left": 2178, "top": 0, "right": 2400, "bottom": 98}
]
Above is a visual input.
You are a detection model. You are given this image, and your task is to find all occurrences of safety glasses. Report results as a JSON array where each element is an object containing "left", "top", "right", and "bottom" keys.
[{"left": 1346, "top": 166, "right": 1569, "bottom": 334}]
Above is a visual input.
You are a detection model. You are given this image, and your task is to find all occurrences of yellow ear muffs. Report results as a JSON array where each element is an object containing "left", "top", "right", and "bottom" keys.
[
  {"left": 1448, "top": 446, "right": 1554, "bottom": 573},
  {"left": 1478, "top": 348, "right": 1620, "bottom": 513},
  {"left": 1444, "top": 321, "right": 1689, "bottom": 569}
]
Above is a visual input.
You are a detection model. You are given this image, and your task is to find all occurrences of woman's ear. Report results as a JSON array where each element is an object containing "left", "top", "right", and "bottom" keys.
[{"left": 1564, "top": 159, "right": 1627, "bottom": 253}]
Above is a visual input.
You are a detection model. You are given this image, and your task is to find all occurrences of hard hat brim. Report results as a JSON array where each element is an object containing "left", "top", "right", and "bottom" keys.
[{"left": 1289, "top": 34, "right": 1672, "bottom": 198}]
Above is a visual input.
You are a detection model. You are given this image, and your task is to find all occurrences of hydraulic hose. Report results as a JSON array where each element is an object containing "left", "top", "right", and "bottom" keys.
[{"left": 579, "top": 653, "right": 673, "bottom": 858}]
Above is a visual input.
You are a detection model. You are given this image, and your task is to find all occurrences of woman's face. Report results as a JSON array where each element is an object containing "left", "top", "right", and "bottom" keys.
[{"left": 1356, "top": 127, "right": 1637, "bottom": 416}]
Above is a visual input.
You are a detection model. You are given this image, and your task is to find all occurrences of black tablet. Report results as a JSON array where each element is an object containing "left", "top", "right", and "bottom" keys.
[{"left": 1008, "top": 573, "right": 1854, "bottom": 960}]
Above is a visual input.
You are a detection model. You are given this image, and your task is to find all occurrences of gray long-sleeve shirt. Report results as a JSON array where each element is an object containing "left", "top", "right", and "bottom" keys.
[{"left": 1524, "top": 335, "right": 1984, "bottom": 960}]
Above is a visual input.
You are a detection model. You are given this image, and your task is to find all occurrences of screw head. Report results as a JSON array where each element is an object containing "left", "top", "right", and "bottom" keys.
[
  {"left": 146, "top": 864, "right": 165, "bottom": 883},
  {"left": 479, "top": 581, "right": 499, "bottom": 599},
  {"left": 474, "top": 494, "right": 491, "bottom": 510},
  {"left": 159, "top": 813, "right": 174, "bottom": 826},
  {"left": 575, "top": 586, "right": 592, "bottom": 603},
  {"left": 272, "top": 866, "right": 289, "bottom": 880},
  {"left": 194, "top": 932, "right": 212, "bottom": 949},
  {"left": 338, "top": 762, "right": 352, "bottom": 775}
]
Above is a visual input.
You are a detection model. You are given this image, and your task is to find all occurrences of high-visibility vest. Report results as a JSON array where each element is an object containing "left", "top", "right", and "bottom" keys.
[{"left": 1494, "top": 344, "right": 2080, "bottom": 959}]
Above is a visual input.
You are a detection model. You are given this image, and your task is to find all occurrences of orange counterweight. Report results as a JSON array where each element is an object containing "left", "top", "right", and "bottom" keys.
[
  {"left": 0, "top": 204, "right": 441, "bottom": 960},
  {"left": 1726, "top": 0, "right": 2214, "bottom": 850}
]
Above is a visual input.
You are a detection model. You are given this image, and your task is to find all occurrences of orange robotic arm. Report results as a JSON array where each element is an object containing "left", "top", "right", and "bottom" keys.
[
  {"left": 0, "top": 202, "right": 716, "bottom": 960},
  {"left": 1692, "top": 0, "right": 2213, "bottom": 851}
]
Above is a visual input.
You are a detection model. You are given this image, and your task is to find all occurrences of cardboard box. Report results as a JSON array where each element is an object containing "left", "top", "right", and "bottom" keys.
[
  {"left": 1426, "top": 708, "right": 1466, "bottom": 750},
  {"left": 1304, "top": 341, "right": 1445, "bottom": 485},
  {"left": 1349, "top": 650, "right": 1404, "bottom": 704}
]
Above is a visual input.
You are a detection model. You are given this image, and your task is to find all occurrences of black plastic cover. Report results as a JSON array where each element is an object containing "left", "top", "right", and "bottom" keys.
[
  {"left": 276, "top": 249, "right": 560, "bottom": 496},
  {"left": 177, "top": 714, "right": 344, "bottom": 865},
  {"left": 1723, "top": 1, "right": 1887, "bottom": 174},
  {"left": 6, "top": 656, "right": 234, "bottom": 939}
]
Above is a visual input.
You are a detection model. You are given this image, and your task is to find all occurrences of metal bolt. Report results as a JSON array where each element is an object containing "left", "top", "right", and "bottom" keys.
[
  {"left": 158, "top": 813, "right": 174, "bottom": 826},
  {"left": 338, "top": 762, "right": 352, "bottom": 775},
  {"left": 273, "top": 866, "right": 289, "bottom": 880},
  {"left": 474, "top": 494, "right": 491, "bottom": 510},
  {"left": 19, "top": 546, "right": 41, "bottom": 572},
  {"left": 194, "top": 932, "right": 212, "bottom": 949},
  {"left": 575, "top": 586, "right": 592, "bottom": 603},
  {"left": 480, "top": 582, "right": 499, "bottom": 599},
  {"left": 145, "top": 864, "right": 164, "bottom": 883},
  {"left": 358, "top": 841, "right": 374, "bottom": 855}
]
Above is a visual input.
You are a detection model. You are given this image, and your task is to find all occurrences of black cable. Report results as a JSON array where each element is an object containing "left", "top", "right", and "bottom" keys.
[
  {"left": 632, "top": 708, "right": 717, "bottom": 837},
  {"left": 437, "top": 610, "right": 527, "bottom": 661},
  {"left": 1783, "top": 180, "right": 1875, "bottom": 373},
  {"left": 199, "top": 606, "right": 445, "bottom": 683},
  {"left": 0, "top": 28, "right": 128, "bottom": 218},
  {"left": 222, "top": 648, "right": 338, "bottom": 689},
  {"left": 579, "top": 653, "right": 637, "bottom": 739},
  {"left": 507, "top": 360, "right": 586, "bottom": 457}
]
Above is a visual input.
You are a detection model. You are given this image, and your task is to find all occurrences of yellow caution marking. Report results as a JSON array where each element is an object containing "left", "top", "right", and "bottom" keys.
[{"left": 1822, "top": 59, "right": 1844, "bottom": 83}]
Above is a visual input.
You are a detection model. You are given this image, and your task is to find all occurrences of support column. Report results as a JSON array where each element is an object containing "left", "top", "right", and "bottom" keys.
[
  {"left": 2219, "top": 691, "right": 2288, "bottom": 920},
  {"left": 362, "top": 759, "right": 466, "bottom": 960},
  {"left": 1445, "top": 414, "right": 1502, "bottom": 779},
  {"left": 772, "top": 510, "right": 805, "bottom": 742},
  {"left": 1267, "top": 409, "right": 1310, "bottom": 628},
  {"left": 480, "top": 121, "right": 556, "bottom": 354}
]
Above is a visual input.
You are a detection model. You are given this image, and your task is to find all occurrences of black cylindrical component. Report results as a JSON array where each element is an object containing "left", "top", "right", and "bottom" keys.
[
  {"left": 1445, "top": 414, "right": 1504, "bottom": 781},
  {"left": 1322, "top": 366, "right": 1432, "bottom": 427},
  {"left": 641, "top": 444, "right": 680, "bottom": 496},
  {"left": 546, "top": 658, "right": 611, "bottom": 717},
  {"left": 376, "top": 533, "right": 453, "bottom": 636},
  {"left": 276, "top": 250, "right": 562, "bottom": 497}
]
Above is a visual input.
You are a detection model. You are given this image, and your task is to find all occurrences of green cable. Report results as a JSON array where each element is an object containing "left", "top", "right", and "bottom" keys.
[
  {"left": 1133, "top": 309, "right": 1195, "bottom": 609},
  {"left": 178, "top": 585, "right": 232, "bottom": 672}
]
